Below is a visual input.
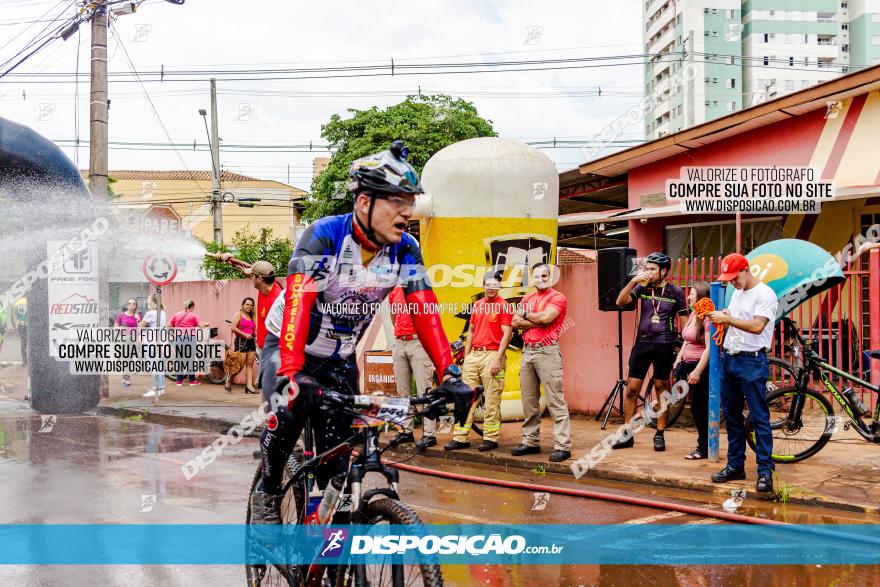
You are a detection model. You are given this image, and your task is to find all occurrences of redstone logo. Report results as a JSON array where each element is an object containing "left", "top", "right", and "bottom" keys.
[{"left": 50, "top": 293, "right": 98, "bottom": 315}]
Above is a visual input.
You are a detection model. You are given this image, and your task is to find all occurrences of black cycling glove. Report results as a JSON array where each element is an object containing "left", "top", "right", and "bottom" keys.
[
  {"left": 275, "top": 372, "right": 323, "bottom": 411},
  {"left": 436, "top": 376, "right": 476, "bottom": 427}
]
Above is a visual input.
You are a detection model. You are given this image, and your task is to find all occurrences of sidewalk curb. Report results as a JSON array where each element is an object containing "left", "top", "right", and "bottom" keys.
[
  {"left": 411, "top": 446, "right": 878, "bottom": 516},
  {"left": 95, "top": 406, "right": 877, "bottom": 517},
  {"left": 96, "top": 406, "right": 264, "bottom": 438}
]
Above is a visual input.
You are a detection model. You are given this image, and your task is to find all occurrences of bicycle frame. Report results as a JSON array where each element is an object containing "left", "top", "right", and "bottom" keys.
[
  {"left": 783, "top": 318, "right": 880, "bottom": 443},
  {"left": 283, "top": 392, "right": 448, "bottom": 524},
  {"left": 808, "top": 358, "right": 879, "bottom": 442},
  {"left": 274, "top": 401, "right": 434, "bottom": 586}
]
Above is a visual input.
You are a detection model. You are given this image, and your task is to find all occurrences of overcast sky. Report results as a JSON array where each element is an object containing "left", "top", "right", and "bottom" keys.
[{"left": 1, "top": 0, "right": 643, "bottom": 190}]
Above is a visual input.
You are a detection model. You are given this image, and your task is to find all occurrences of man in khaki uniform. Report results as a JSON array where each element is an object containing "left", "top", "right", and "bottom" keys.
[
  {"left": 511, "top": 264, "right": 572, "bottom": 463},
  {"left": 388, "top": 286, "right": 437, "bottom": 449},
  {"left": 445, "top": 273, "right": 514, "bottom": 452}
]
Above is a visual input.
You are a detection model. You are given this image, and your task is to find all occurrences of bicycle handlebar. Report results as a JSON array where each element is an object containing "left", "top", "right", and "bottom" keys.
[
  {"left": 780, "top": 316, "right": 808, "bottom": 347},
  {"left": 321, "top": 390, "right": 429, "bottom": 410},
  {"left": 322, "top": 384, "right": 484, "bottom": 427},
  {"left": 323, "top": 386, "right": 484, "bottom": 407}
]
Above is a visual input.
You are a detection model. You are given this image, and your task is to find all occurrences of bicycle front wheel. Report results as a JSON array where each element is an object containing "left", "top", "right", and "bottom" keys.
[
  {"left": 245, "top": 458, "right": 306, "bottom": 587},
  {"left": 767, "top": 357, "right": 798, "bottom": 395},
  {"left": 470, "top": 393, "right": 486, "bottom": 436},
  {"left": 335, "top": 498, "right": 442, "bottom": 587},
  {"left": 746, "top": 386, "right": 834, "bottom": 464}
]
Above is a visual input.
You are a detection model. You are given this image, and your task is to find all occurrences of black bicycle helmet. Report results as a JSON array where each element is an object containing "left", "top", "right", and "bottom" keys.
[
  {"left": 645, "top": 252, "right": 672, "bottom": 271},
  {"left": 349, "top": 141, "right": 423, "bottom": 248},
  {"left": 348, "top": 140, "right": 424, "bottom": 197}
]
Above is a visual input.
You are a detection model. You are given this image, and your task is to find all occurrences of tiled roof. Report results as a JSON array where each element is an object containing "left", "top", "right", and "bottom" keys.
[
  {"left": 557, "top": 247, "right": 595, "bottom": 265},
  {"left": 82, "top": 170, "right": 259, "bottom": 181}
]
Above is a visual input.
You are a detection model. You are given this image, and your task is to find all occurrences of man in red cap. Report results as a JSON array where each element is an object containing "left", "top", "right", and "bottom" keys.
[{"left": 706, "top": 253, "right": 778, "bottom": 493}]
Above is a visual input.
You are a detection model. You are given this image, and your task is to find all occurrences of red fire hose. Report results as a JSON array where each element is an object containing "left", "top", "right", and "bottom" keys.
[
  {"left": 390, "top": 461, "right": 880, "bottom": 549},
  {"left": 391, "top": 461, "right": 784, "bottom": 526}
]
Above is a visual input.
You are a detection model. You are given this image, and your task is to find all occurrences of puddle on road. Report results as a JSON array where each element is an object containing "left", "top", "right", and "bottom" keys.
[
  {"left": 0, "top": 413, "right": 216, "bottom": 465},
  {"left": 0, "top": 412, "right": 256, "bottom": 525}
]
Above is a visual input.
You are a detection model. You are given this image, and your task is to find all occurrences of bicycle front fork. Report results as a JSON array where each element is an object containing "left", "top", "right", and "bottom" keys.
[{"left": 348, "top": 462, "right": 401, "bottom": 519}]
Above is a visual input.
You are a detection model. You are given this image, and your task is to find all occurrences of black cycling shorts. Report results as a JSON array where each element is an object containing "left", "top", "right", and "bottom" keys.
[{"left": 628, "top": 341, "right": 676, "bottom": 381}]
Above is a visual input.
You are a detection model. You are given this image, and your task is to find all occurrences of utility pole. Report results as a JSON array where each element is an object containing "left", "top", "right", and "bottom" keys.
[
  {"left": 210, "top": 78, "right": 223, "bottom": 244},
  {"left": 88, "top": 1, "right": 110, "bottom": 399},
  {"left": 88, "top": 2, "right": 108, "bottom": 200}
]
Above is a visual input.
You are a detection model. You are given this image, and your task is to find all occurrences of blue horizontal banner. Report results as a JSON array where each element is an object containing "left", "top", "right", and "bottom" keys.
[{"left": 0, "top": 524, "right": 877, "bottom": 565}]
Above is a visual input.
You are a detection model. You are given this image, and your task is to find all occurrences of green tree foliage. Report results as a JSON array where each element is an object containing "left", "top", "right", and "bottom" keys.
[
  {"left": 201, "top": 227, "right": 293, "bottom": 280},
  {"left": 304, "top": 94, "right": 496, "bottom": 221}
]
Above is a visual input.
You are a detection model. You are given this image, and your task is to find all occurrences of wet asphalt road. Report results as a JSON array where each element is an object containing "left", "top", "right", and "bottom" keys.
[{"left": 0, "top": 404, "right": 877, "bottom": 586}]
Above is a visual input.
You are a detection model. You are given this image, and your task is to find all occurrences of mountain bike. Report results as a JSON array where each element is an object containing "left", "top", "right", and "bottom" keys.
[
  {"left": 746, "top": 317, "right": 880, "bottom": 463},
  {"left": 245, "top": 385, "right": 480, "bottom": 586}
]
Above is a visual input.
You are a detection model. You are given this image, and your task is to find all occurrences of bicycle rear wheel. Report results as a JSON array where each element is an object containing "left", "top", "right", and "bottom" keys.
[
  {"left": 245, "top": 458, "right": 307, "bottom": 586},
  {"left": 642, "top": 381, "right": 687, "bottom": 429},
  {"left": 746, "top": 386, "right": 834, "bottom": 464},
  {"left": 335, "top": 498, "right": 442, "bottom": 587},
  {"left": 205, "top": 360, "right": 227, "bottom": 385}
]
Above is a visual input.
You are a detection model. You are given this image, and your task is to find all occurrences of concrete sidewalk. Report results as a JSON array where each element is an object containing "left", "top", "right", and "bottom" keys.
[{"left": 1, "top": 363, "right": 878, "bottom": 515}]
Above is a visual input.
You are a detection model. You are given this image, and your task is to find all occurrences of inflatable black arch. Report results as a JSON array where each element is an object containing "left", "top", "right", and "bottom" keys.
[{"left": 0, "top": 116, "right": 100, "bottom": 413}]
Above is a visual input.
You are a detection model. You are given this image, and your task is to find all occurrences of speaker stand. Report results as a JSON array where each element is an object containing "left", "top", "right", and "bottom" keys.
[{"left": 595, "top": 310, "right": 627, "bottom": 430}]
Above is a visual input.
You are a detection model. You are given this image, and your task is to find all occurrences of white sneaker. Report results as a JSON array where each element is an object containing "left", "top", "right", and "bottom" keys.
[{"left": 143, "top": 389, "right": 156, "bottom": 398}]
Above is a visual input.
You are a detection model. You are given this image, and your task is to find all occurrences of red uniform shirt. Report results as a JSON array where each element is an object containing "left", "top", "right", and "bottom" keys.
[
  {"left": 469, "top": 296, "right": 513, "bottom": 349},
  {"left": 520, "top": 288, "right": 568, "bottom": 344},
  {"left": 389, "top": 286, "right": 416, "bottom": 337},
  {"left": 257, "top": 281, "right": 282, "bottom": 348}
]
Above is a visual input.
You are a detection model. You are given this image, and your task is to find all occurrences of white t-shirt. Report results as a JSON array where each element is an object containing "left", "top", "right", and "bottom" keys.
[
  {"left": 141, "top": 309, "right": 167, "bottom": 328},
  {"left": 264, "top": 289, "right": 286, "bottom": 339},
  {"left": 723, "top": 282, "right": 778, "bottom": 353}
]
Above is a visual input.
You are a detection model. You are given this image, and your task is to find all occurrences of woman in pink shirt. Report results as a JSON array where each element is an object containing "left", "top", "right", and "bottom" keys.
[
  {"left": 229, "top": 297, "right": 258, "bottom": 394},
  {"left": 114, "top": 298, "right": 141, "bottom": 387},
  {"left": 673, "top": 281, "right": 711, "bottom": 460},
  {"left": 169, "top": 299, "right": 209, "bottom": 386}
]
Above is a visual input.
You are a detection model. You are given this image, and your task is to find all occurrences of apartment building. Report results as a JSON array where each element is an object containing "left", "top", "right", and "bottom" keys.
[
  {"left": 643, "top": 1, "right": 880, "bottom": 139},
  {"left": 742, "top": 1, "right": 851, "bottom": 106},
  {"left": 849, "top": 0, "right": 880, "bottom": 67},
  {"left": 644, "top": 0, "right": 743, "bottom": 138}
]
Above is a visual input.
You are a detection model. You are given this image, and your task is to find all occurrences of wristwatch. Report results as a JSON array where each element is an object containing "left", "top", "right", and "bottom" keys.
[
  {"left": 518, "top": 308, "right": 528, "bottom": 318},
  {"left": 443, "top": 364, "right": 462, "bottom": 379}
]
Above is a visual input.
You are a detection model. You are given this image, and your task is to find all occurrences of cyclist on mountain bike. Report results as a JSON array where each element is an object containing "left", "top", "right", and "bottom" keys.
[{"left": 250, "top": 141, "right": 473, "bottom": 525}]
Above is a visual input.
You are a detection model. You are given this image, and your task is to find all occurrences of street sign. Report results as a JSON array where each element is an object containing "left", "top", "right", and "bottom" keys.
[
  {"left": 142, "top": 253, "right": 178, "bottom": 286},
  {"left": 141, "top": 205, "right": 182, "bottom": 238}
]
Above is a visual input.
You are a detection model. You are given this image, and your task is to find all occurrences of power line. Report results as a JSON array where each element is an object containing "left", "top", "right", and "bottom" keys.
[
  {"left": 0, "top": 0, "right": 81, "bottom": 77},
  {"left": 108, "top": 20, "right": 209, "bottom": 198},
  {"left": 0, "top": 0, "right": 70, "bottom": 55},
  {"left": 1, "top": 52, "right": 678, "bottom": 83}
]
